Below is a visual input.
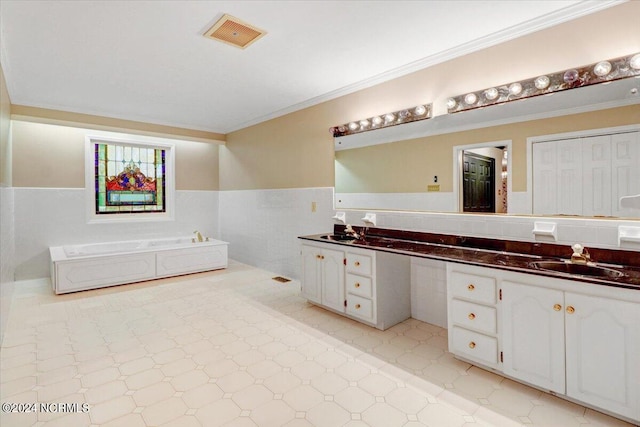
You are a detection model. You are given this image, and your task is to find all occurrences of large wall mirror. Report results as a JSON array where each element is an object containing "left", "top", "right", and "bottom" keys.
[{"left": 334, "top": 77, "right": 640, "bottom": 219}]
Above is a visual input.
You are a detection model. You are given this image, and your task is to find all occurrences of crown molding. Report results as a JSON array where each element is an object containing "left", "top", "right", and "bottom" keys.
[{"left": 226, "top": 0, "right": 624, "bottom": 133}]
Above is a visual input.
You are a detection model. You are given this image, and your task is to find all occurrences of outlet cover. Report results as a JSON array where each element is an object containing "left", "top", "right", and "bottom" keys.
[{"left": 427, "top": 185, "right": 440, "bottom": 192}]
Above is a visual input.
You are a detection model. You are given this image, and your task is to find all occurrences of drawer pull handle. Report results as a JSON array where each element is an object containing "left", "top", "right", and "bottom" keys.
[
  {"left": 468, "top": 313, "right": 476, "bottom": 320},
  {"left": 354, "top": 261, "right": 361, "bottom": 267},
  {"left": 468, "top": 341, "right": 476, "bottom": 349},
  {"left": 566, "top": 306, "right": 575, "bottom": 314},
  {"left": 553, "top": 304, "right": 562, "bottom": 311},
  {"left": 355, "top": 304, "right": 361, "bottom": 309},
  {"left": 355, "top": 283, "right": 360, "bottom": 288},
  {"left": 467, "top": 284, "right": 475, "bottom": 291}
]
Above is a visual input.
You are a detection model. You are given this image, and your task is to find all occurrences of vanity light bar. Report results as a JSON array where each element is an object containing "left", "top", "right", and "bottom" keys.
[
  {"left": 330, "top": 103, "right": 432, "bottom": 137},
  {"left": 446, "top": 52, "right": 640, "bottom": 114}
]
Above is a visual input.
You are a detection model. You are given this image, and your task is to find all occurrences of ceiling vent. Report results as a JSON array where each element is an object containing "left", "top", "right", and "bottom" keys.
[{"left": 204, "top": 14, "right": 266, "bottom": 49}]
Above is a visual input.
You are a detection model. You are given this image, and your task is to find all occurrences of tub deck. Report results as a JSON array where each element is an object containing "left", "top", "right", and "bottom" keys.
[{"left": 50, "top": 237, "right": 228, "bottom": 294}]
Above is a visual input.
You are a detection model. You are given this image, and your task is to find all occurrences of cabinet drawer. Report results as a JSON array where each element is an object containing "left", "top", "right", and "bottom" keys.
[
  {"left": 346, "top": 252, "right": 372, "bottom": 276},
  {"left": 451, "top": 326, "right": 498, "bottom": 366},
  {"left": 346, "top": 273, "right": 373, "bottom": 298},
  {"left": 346, "top": 294, "right": 374, "bottom": 322},
  {"left": 450, "top": 271, "right": 496, "bottom": 304},
  {"left": 451, "top": 299, "right": 496, "bottom": 334}
]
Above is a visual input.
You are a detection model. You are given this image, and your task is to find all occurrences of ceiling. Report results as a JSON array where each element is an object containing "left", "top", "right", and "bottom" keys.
[{"left": 0, "top": 1, "right": 620, "bottom": 134}]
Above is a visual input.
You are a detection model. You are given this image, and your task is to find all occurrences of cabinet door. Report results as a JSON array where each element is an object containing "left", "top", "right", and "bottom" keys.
[
  {"left": 565, "top": 293, "right": 640, "bottom": 421},
  {"left": 611, "top": 131, "right": 640, "bottom": 217},
  {"left": 321, "top": 247, "right": 345, "bottom": 313},
  {"left": 501, "top": 281, "right": 565, "bottom": 393},
  {"left": 532, "top": 141, "right": 558, "bottom": 214},
  {"left": 301, "top": 245, "right": 321, "bottom": 304},
  {"left": 582, "top": 135, "right": 612, "bottom": 216}
]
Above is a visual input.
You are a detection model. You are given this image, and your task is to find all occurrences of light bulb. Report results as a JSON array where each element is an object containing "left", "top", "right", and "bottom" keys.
[
  {"left": 563, "top": 69, "right": 579, "bottom": 83},
  {"left": 464, "top": 93, "right": 477, "bottom": 105},
  {"left": 630, "top": 53, "right": 640, "bottom": 70},
  {"left": 348, "top": 122, "right": 358, "bottom": 131},
  {"left": 509, "top": 83, "right": 523, "bottom": 96},
  {"left": 371, "top": 116, "right": 383, "bottom": 126},
  {"left": 593, "top": 61, "right": 612, "bottom": 77},
  {"left": 359, "top": 119, "right": 370, "bottom": 128},
  {"left": 484, "top": 88, "right": 499, "bottom": 100},
  {"left": 384, "top": 113, "right": 395, "bottom": 123},
  {"left": 534, "top": 75, "right": 550, "bottom": 89},
  {"left": 414, "top": 105, "right": 426, "bottom": 116},
  {"left": 446, "top": 98, "right": 457, "bottom": 109}
]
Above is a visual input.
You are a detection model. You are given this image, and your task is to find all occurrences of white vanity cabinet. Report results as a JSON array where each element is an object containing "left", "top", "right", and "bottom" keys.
[
  {"left": 447, "top": 263, "right": 500, "bottom": 369},
  {"left": 301, "top": 241, "right": 411, "bottom": 330},
  {"left": 301, "top": 242, "right": 345, "bottom": 312},
  {"left": 447, "top": 262, "right": 640, "bottom": 423}
]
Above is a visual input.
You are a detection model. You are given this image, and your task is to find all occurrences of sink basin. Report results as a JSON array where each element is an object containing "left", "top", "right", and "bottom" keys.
[
  {"left": 531, "top": 261, "right": 625, "bottom": 279},
  {"left": 320, "top": 234, "right": 357, "bottom": 242}
]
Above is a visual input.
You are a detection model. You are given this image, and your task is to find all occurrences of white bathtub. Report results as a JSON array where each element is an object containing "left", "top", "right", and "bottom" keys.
[{"left": 50, "top": 236, "right": 228, "bottom": 294}]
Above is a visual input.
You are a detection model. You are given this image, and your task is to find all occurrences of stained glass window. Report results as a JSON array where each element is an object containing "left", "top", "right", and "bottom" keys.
[{"left": 94, "top": 142, "right": 166, "bottom": 214}]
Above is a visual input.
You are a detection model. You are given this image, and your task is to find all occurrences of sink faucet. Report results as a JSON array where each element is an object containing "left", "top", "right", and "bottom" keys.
[
  {"left": 344, "top": 224, "right": 366, "bottom": 240},
  {"left": 193, "top": 230, "right": 204, "bottom": 243},
  {"left": 570, "top": 243, "right": 592, "bottom": 264}
]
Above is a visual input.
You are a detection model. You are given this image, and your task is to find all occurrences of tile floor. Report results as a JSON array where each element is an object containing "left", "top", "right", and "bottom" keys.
[{"left": 0, "top": 260, "right": 634, "bottom": 427}]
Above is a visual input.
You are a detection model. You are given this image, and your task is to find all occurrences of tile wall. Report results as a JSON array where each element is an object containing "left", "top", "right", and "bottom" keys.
[
  {"left": 0, "top": 185, "right": 15, "bottom": 345},
  {"left": 12, "top": 189, "right": 220, "bottom": 280}
]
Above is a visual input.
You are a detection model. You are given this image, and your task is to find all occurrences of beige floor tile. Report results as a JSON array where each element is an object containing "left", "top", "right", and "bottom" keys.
[
  {"left": 132, "top": 381, "right": 176, "bottom": 407},
  {"left": 250, "top": 400, "right": 296, "bottom": 427},
  {"left": 306, "top": 401, "right": 351, "bottom": 427},
  {"left": 141, "top": 396, "right": 188, "bottom": 426},
  {"left": 89, "top": 395, "right": 137, "bottom": 425},
  {"left": 1, "top": 265, "right": 631, "bottom": 427}
]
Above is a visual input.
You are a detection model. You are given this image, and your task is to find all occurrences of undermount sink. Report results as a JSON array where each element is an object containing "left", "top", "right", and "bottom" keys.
[
  {"left": 320, "top": 234, "right": 357, "bottom": 242},
  {"left": 531, "top": 261, "right": 626, "bottom": 279}
]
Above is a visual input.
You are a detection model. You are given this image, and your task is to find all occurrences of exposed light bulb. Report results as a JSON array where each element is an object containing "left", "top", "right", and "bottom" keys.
[
  {"left": 630, "top": 53, "right": 640, "bottom": 70},
  {"left": 414, "top": 105, "right": 426, "bottom": 116},
  {"left": 446, "top": 98, "right": 457, "bottom": 109},
  {"left": 534, "top": 75, "right": 550, "bottom": 89},
  {"left": 359, "top": 119, "right": 370, "bottom": 128},
  {"left": 593, "top": 61, "right": 612, "bottom": 77},
  {"left": 484, "top": 88, "right": 499, "bottom": 100},
  {"left": 371, "top": 116, "right": 383, "bottom": 126},
  {"left": 563, "top": 69, "right": 579, "bottom": 83},
  {"left": 384, "top": 113, "right": 395, "bottom": 123},
  {"left": 464, "top": 93, "right": 477, "bottom": 105},
  {"left": 348, "top": 122, "right": 358, "bottom": 131},
  {"left": 509, "top": 83, "right": 523, "bottom": 96}
]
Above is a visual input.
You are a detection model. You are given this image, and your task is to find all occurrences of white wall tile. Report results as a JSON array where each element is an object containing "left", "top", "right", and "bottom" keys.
[
  {"left": 0, "top": 186, "right": 15, "bottom": 345},
  {"left": 13, "top": 188, "right": 220, "bottom": 280}
]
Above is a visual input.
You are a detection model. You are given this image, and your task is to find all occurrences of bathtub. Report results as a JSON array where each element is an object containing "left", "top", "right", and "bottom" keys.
[{"left": 50, "top": 236, "right": 228, "bottom": 294}]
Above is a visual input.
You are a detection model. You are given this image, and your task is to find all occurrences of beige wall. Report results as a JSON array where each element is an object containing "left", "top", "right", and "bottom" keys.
[
  {"left": 222, "top": 1, "right": 640, "bottom": 191},
  {"left": 11, "top": 120, "right": 220, "bottom": 191},
  {"left": 336, "top": 105, "right": 640, "bottom": 193},
  {"left": 0, "top": 63, "right": 11, "bottom": 186}
]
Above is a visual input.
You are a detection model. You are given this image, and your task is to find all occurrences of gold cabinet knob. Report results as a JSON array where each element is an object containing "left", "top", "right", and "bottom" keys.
[
  {"left": 553, "top": 304, "right": 562, "bottom": 311},
  {"left": 566, "top": 306, "right": 575, "bottom": 314},
  {"left": 468, "top": 313, "right": 476, "bottom": 320},
  {"left": 316, "top": 254, "right": 321, "bottom": 259},
  {"left": 355, "top": 283, "right": 360, "bottom": 288},
  {"left": 468, "top": 341, "right": 476, "bottom": 349},
  {"left": 354, "top": 261, "right": 360, "bottom": 267},
  {"left": 321, "top": 255, "right": 325, "bottom": 260},
  {"left": 355, "top": 304, "right": 361, "bottom": 309},
  {"left": 467, "top": 284, "right": 475, "bottom": 291}
]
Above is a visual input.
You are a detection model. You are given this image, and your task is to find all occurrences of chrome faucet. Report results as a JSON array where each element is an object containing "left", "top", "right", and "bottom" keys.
[
  {"left": 193, "top": 230, "right": 204, "bottom": 243},
  {"left": 570, "top": 243, "right": 592, "bottom": 264}
]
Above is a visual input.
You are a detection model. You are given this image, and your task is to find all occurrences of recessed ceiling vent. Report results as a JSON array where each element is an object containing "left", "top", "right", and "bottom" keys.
[{"left": 204, "top": 14, "right": 266, "bottom": 49}]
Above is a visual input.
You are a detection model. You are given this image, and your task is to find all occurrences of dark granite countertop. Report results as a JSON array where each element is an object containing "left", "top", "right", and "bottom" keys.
[{"left": 298, "top": 226, "right": 640, "bottom": 291}]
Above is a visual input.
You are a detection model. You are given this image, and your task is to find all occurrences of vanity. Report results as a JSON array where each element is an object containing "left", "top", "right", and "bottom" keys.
[{"left": 298, "top": 226, "right": 640, "bottom": 423}]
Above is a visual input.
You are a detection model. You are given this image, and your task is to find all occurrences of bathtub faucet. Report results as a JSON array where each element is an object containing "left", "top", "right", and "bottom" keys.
[{"left": 193, "top": 230, "right": 204, "bottom": 243}]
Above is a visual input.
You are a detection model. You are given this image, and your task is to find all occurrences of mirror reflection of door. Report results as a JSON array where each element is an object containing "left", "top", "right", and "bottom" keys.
[{"left": 463, "top": 152, "right": 495, "bottom": 212}]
